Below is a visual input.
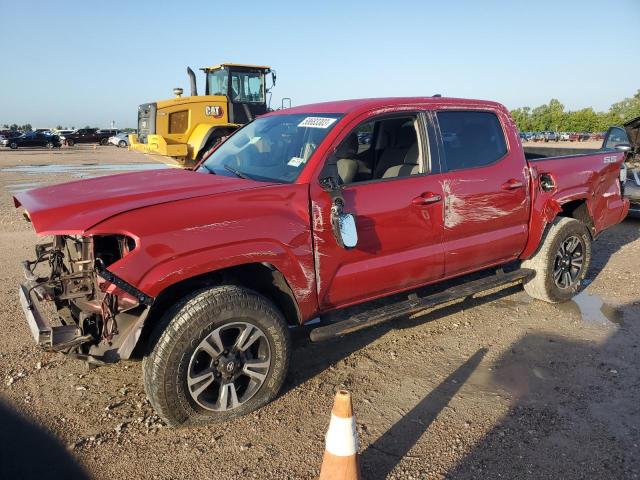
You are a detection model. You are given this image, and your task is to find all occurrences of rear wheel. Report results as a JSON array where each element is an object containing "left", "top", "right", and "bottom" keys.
[
  {"left": 66, "top": 139, "right": 74, "bottom": 147},
  {"left": 45, "top": 141, "right": 54, "bottom": 149},
  {"left": 522, "top": 217, "right": 591, "bottom": 303},
  {"left": 9, "top": 142, "right": 17, "bottom": 149},
  {"left": 118, "top": 140, "right": 127, "bottom": 148},
  {"left": 100, "top": 138, "right": 108, "bottom": 146},
  {"left": 143, "top": 285, "right": 291, "bottom": 427}
]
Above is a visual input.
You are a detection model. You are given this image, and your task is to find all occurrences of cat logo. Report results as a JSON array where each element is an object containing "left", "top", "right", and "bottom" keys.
[{"left": 205, "top": 105, "right": 224, "bottom": 118}]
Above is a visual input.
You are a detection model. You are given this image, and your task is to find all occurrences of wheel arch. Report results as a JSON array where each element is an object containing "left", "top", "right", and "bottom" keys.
[
  {"left": 133, "top": 262, "right": 301, "bottom": 357},
  {"left": 521, "top": 197, "right": 594, "bottom": 260}
]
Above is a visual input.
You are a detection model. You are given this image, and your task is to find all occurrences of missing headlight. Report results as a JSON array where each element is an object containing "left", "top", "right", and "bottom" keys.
[{"left": 93, "top": 235, "right": 136, "bottom": 267}]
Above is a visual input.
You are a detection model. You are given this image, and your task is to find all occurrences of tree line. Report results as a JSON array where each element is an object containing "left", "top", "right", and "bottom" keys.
[{"left": 511, "top": 90, "right": 640, "bottom": 133}]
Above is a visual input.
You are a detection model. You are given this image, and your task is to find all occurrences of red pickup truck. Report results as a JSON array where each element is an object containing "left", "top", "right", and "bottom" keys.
[{"left": 15, "top": 97, "right": 630, "bottom": 426}]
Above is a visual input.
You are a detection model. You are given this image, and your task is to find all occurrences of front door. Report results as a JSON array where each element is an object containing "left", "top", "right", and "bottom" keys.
[{"left": 310, "top": 112, "right": 445, "bottom": 310}]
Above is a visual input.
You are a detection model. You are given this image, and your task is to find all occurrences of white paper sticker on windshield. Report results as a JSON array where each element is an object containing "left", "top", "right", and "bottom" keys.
[
  {"left": 288, "top": 156, "right": 306, "bottom": 167},
  {"left": 298, "top": 117, "right": 337, "bottom": 129}
]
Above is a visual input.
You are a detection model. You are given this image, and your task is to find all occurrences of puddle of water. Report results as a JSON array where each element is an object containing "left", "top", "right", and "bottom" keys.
[
  {"left": 557, "top": 290, "right": 624, "bottom": 327},
  {"left": 1, "top": 163, "right": 167, "bottom": 177},
  {"left": 495, "top": 289, "right": 623, "bottom": 327}
]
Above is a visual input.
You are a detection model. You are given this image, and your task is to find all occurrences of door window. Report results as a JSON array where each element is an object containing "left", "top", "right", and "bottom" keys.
[
  {"left": 437, "top": 111, "right": 507, "bottom": 171},
  {"left": 331, "top": 115, "right": 426, "bottom": 185}
]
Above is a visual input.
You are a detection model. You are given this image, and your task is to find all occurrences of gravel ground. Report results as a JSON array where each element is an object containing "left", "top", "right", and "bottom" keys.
[{"left": 0, "top": 146, "right": 638, "bottom": 479}]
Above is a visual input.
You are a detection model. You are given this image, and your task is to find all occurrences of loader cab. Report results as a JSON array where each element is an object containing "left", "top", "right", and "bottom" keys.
[{"left": 202, "top": 64, "right": 273, "bottom": 124}]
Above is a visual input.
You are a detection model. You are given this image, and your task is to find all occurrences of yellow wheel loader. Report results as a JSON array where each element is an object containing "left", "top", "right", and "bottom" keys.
[{"left": 129, "top": 63, "right": 276, "bottom": 167}]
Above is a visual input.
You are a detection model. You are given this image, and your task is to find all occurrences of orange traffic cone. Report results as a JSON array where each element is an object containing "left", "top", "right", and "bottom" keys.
[{"left": 319, "top": 390, "right": 361, "bottom": 480}]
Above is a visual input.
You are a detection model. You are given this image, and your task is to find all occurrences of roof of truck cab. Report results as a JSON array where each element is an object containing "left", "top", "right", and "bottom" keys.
[{"left": 268, "top": 97, "right": 506, "bottom": 117}]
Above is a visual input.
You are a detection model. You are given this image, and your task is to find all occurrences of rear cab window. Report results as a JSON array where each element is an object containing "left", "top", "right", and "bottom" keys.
[{"left": 436, "top": 111, "right": 507, "bottom": 171}]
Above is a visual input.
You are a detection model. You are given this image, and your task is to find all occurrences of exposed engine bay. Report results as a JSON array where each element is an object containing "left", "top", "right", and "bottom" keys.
[{"left": 21, "top": 234, "right": 153, "bottom": 364}]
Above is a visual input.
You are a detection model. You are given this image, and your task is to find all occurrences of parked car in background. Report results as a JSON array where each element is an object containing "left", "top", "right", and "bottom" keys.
[
  {"left": 568, "top": 132, "right": 581, "bottom": 142},
  {"left": 98, "top": 129, "right": 119, "bottom": 137},
  {"left": 559, "top": 132, "right": 570, "bottom": 141},
  {"left": 356, "top": 131, "right": 372, "bottom": 145},
  {"left": 542, "top": 131, "right": 559, "bottom": 142},
  {"left": 0, "top": 130, "right": 24, "bottom": 141},
  {"left": 2, "top": 132, "right": 61, "bottom": 149},
  {"left": 108, "top": 132, "right": 130, "bottom": 148},
  {"left": 54, "top": 129, "right": 75, "bottom": 137},
  {"left": 59, "top": 128, "right": 113, "bottom": 146}
]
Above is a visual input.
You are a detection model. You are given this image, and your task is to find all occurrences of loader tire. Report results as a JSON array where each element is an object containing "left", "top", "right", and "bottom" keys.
[
  {"left": 522, "top": 217, "right": 591, "bottom": 303},
  {"left": 143, "top": 285, "right": 291, "bottom": 427}
]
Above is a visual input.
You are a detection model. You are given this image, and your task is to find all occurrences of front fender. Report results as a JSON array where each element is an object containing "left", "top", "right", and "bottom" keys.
[
  {"left": 86, "top": 182, "right": 318, "bottom": 320},
  {"left": 137, "top": 239, "right": 317, "bottom": 319}
]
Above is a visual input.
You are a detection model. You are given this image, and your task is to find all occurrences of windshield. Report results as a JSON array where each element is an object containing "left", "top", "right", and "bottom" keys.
[{"left": 198, "top": 113, "right": 342, "bottom": 183}]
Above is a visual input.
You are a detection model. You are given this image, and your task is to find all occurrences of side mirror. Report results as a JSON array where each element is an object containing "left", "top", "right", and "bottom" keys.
[
  {"left": 337, "top": 212, "right": 358, "bottom": 249},
  {"left": 615, "top": 143, "right": 632, "bottom": 152},
  {"left": 320, "top": 175, "right": 358, "bottom": 249}
]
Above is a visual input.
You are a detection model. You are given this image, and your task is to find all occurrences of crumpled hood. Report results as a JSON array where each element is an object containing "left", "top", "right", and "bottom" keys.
[{"left": 14, "top": 168, "right": 269, "bottom": 235}]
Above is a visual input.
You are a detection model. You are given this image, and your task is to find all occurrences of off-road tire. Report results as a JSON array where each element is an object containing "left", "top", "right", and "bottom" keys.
[
  {"left": 143, "top": 285, "right": 291, "bottom": 427},
  {"left": 522, "top": 217, "right": 591, "bottom": 303}
]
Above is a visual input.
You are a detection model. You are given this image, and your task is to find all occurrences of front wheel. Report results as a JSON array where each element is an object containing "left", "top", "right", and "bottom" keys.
[
  {"left": 100, "top": 138, "right": 108, "bottom": 146},
  {"left": 66, "top": 139, "right": 74, "bottom": 147},
  {"left": 522, "top": 217, "right": 591, "bottom": 303},
  {"left": 9, "top": 142, "right": 17, "bottom": 149},
  {"left": 45, "top": 141, "right": 54, "bottom": 149},
  {"left": 143, "top": 285, "right": 291, "bottom": 427},
  {"left": 118, "top": 140, "right": 127, "bottom": 148}
]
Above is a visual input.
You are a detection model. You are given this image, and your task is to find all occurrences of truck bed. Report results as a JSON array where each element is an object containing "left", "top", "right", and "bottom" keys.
[
  {"left": 524, "top": 146, "right": 601, "bottom": 160},
  {"left": 527, "top": 148, "right": 628, "bottom": 234}
]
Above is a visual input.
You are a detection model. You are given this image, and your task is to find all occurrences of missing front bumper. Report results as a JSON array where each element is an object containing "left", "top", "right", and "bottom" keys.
[{"left": 18, "top": 283, "right": 92, "bottom": 352}]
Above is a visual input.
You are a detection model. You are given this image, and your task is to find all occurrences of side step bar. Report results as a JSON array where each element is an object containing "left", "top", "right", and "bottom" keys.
[{"left": 309, "top": 268, "right": 534, "bottom": 342}]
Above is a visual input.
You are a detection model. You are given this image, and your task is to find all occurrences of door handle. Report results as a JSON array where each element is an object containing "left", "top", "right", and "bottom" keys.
[
  {"left": 412, "top": 192, "right": 442, "bottom": 206},
  {"left": 501, "top": 179, "right": 524, "bottom": 190}
]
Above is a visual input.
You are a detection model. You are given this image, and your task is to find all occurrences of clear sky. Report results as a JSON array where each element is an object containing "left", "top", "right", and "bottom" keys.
[{"left": 1, "top": 0, "right": 638, "bottom": 128}]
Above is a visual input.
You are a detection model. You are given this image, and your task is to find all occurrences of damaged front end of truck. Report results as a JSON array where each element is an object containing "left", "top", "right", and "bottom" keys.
[{"left": 20, "top": 233, "right": 153, "bottom": 365}]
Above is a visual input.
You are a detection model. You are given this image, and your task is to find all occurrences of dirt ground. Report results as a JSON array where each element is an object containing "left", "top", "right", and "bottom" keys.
[{"left": 0, "top": 145, "right": 638, "bottom": 480}]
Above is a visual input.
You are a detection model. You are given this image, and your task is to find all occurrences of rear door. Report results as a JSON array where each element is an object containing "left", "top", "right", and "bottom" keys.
[
  {"left": 310, "top": 110, "right": 445, "bottom": 309},
  {"left": 434, "top": 109, "right": 530, "bottom": 276}
]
